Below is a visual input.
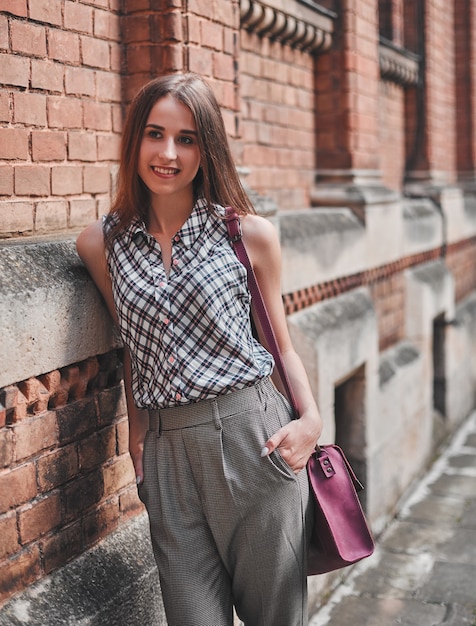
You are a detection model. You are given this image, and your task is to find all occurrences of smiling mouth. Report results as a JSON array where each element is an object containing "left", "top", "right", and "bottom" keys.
[{"left": 151, "top": 166, "right": 179, "bottom": 175}]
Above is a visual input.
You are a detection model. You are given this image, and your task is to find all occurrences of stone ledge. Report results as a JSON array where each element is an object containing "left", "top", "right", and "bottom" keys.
[{"left": 0, "top": 239, "right": 119, "bottom": 389}]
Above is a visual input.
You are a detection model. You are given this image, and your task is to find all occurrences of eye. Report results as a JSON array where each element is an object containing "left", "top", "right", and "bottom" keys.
[
  {"left": 178, "top": 135, "right": 195, "bottom": 145},
  {"left": 147, "top": 129, "right": 162, "bottom": 139}
]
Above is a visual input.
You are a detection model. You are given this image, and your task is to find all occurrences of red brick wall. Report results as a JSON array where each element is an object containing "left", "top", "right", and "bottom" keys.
[
  {"left": 0, "top": 350, "right": 142, "bottom": 606},
  {"left": 0, "top": 1, "right": 122, "bottom": 239},
  {"left": 379, "top": 81, "right": 405, "bottom": 191},
  {"left": 240, "top": 31, "right": 315, "bottom": 209}
]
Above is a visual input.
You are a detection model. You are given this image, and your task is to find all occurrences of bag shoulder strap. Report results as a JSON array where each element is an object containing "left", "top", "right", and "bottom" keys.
[{"left": 224, "top": 207, "right": 299, "bottom": 417}]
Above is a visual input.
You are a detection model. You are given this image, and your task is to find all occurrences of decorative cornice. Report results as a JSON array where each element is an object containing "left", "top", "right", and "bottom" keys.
[
  {"left": 240, "top": 0, "right": 333, "bottom": 54},
  {"left": 379, "top": 40, "right": 420, "bottom": 86}
]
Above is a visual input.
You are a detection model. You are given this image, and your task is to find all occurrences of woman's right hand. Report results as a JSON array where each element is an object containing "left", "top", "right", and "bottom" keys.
[{"left": 130, "top": 446, "right": 145, "bottom": 486}]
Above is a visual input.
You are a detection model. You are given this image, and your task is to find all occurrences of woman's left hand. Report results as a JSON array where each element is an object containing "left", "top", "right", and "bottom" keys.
[{"left": 261, "top": 412, "right": 322, "bottom": 473}]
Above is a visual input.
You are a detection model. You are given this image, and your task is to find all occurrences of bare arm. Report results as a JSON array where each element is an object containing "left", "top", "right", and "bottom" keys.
[
  {"left": 76, "top": 221, "right": 148, "bottom": 484},
  {"left": 242, "top": 214, "right": 322, "bottom": 472}
]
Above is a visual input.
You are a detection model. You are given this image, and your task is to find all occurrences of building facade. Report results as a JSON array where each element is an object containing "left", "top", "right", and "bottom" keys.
[{"left": 1, "top": 0, "right": 476, "bottom": 615}]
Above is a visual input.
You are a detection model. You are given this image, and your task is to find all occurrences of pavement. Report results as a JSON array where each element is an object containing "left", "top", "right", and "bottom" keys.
[{"left": 308, "top": 411, "right": 476, "bottom": 626}]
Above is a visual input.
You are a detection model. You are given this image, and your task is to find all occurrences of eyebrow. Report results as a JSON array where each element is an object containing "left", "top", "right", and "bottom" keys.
[{"left": 144, "top": 123, "right": 197, "bottom": 135}]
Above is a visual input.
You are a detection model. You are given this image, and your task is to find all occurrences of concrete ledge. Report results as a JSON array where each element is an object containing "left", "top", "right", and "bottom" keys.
[
  {"left": 0, "top": 513, "right": 165, "bottom": 626},
  {"left": 0, "top": 239, "right": 119, "bottom": 388}
]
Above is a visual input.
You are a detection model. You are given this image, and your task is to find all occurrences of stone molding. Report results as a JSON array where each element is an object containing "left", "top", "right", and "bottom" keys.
[
  {"left": 240, "top": 0, "right": 334, "bottom": 53},
  {"left": 283, "top": 235, "right": 476, "bottom": 315},
  {"left": 379, "top": 38, "right": 420, "bottom": 86}
]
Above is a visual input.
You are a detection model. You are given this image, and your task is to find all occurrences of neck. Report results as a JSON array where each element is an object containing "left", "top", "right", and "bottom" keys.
[{"left": 147, "top": 190, "right": 195, "bottom": 237}]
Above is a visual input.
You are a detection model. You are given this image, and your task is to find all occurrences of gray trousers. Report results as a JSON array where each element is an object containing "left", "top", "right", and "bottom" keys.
[{"left": 139, "top": 378, "right": 312, "bottom": 626}]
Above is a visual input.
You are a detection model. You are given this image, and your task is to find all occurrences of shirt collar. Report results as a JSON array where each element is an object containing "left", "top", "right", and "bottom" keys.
[
  {"left": 120, "top": 198, "right": 213, "bottom": 249},
  {"left": 176, "top": 198, "right": 210, "bottom": 249}
]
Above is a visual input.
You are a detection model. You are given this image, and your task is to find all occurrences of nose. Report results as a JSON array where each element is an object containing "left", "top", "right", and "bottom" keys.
[{"left": 160, "top": 137, "right": 176, "bottom": 160}]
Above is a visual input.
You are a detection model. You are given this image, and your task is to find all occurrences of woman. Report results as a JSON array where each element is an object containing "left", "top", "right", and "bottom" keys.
[{"left": 76, "top": 73, "right": 322, "bottom": 626}]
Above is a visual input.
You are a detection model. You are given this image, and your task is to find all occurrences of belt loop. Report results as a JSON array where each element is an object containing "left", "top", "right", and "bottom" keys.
[
  {"left": 212, "top": 400, "right": 222, "bottom": 431},
  {"left": 256, "top": 377, "right": 269, "bottom": 409}
]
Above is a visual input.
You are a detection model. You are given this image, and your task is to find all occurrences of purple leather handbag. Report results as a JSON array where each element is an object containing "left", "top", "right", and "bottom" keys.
[{"left": 225, "top": 208, "right": 375, "bottom": 575}]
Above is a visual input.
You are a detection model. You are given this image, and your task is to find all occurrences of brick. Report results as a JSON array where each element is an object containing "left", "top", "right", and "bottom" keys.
[
  {"left": 82, "top": 497, "right": 119, "bottom": 548},
  {"left": 11, "top": 19, "right": 47, "bottom": 56},
  {"left": 0, "top": 511, "right": 19, "bottom": 560},
  {"left": 37, "top": 444, "right": 79, "bottom": 492},
  {"left": 35, "top": 200, "right": 68, "bottom": 232},
  {"left": 63, "top": 471, "right": 103, "bottom": 521},
  {"left": 13, "top": 92, "right": 47, "bottom": 126},
  {"left": 56, "top": 396, "right": 97, "bottom": 443},
  {"left": 0, "top": 165, "right": 14, "bottom": 195},
  {"left": 17, "top": 378, "right": 50, "bottom": 414},
  {"left": 0, "top": 463, "right": 37, "bottom": 513},
  {"left": 60, "top": 365, "right": 88, "bottom": 401},
  {"left": 65, "top": 66, "right": 95, "bottom": 97},
  {"left": 18, "top": 492, "right": 62, "bottom": 543},
  {"left": 83, "top": 164, "right": 110, "bottom": 193},
  {"left": 110, "top": 42, "right": 121, "bottom": 72},
  {"left": 29, "top": 0, "right": 62, "bottom": 26},
  {"left": 97, "top": 383, "right": 126, "bottom": 425},
  {"left": 0, "top": 0, "right": 27, "bottom": 17},
  {"left": 188, "top": 45, "right": 213, "bottom": 76},
  {"left": 48, "top": 28, "right": 80, "bottom": 63},
  {"left": 0, "top": 91, "right": 10, "bottom": 122},
  {"left": 47, "top": 97, "right": 83, "bottom": 129},
  {"left": 97, "top": 133, "right": 120, "bottom": 161},
  {"left": 69, "top": 198, "right": 96, "bottom": 228},
  {"left": 162, "top": 10, "right": 182, "bottom": 41},
  {"left": 68, "top": 131, "right": 97, "bottom": 161},
  {"left": 94, "top": 9, "right": 121, "bottom": 40},
  {"left": 83, "top": 101, "right": 112, "bottom": 131},
  {"left": 78, "top": 425, "right": 116, "bottom": 471},
  {"left": 14, "top": 412, "right": 57, "bottom": 461},
  {"left": 102, "top": 453, "right": 134, "bottom": 497},
  {"left": 0, "top": 545, "right": 41, "bottom": 607},
  {"left": 112, "top": 103, "right": 122, "bottom": 133},
  {"left": 116, "top": 418, "right": 129, "bottom": 455},
  {"left": 119, "top": 485, "right": 143, "bottom": 517},
  {"left": 81, "top": 35, "right": 110, "bottom": 69},
  {"left": 95, "top": 70, "right": 122, "bottom": 101},
  {"left": 30, "top": 59, "right": 63, "bottom": 92},
  {"left": 64, "top": 0, "right": 93, "bottom": 33},
  {"left": 51, "top": 165, "right": 82, "bottom": 195},
  {"left": 14, "top": 166, "right": 50, "bottom": 197},
  {"left": 0, "top": 200, "right": 34, "bottom": 235},
  {"left": 0, "top": 13, "right": 8, "bottom": 49},
  {"left": 201, "top": 19, "right": 223, "bottom": 50},
  {"left": 126, "top": 44, "right": 151, "bottom": 73},
  {"left": 31, "top": 131, "right": 66, "bottom": 162},
  {"left": 1, "top": 55, "right": 29, "bottom": 88},
  {"left": 0, "top": 427, "right": 14, "bottom": 468},
  {"left": 122, "top": 14, "right": 150, "bottom": 43},
  {"left": 41, "top": 520, "right": 82, "bottom": 574}
]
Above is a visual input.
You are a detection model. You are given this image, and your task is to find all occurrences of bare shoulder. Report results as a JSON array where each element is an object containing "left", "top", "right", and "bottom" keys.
[
  {"left": 241, "top": 213, "right": 279, "bottom": 251},
  {"left": 76, "top": 219, "right": 106, "bottom": 265}
]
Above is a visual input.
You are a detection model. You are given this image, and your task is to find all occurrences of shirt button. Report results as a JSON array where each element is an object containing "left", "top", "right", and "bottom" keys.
[
  {"left": 175, "top": 392, "right": 182, "bottom": 401},
  {"left": 159, "top": 281, "right": 166, "bottom": 288},
  {"left": 168, "top": 356, "right": 175, "bottom": 364},
  {"left": 172, "top": 259, "right": 179, "bottom": 267},
  {"left": 174, "top": 235, "right": 180, "bottom": 242},
  {"left": 163, "top": 317, "right": 169, "bottom": 325}
]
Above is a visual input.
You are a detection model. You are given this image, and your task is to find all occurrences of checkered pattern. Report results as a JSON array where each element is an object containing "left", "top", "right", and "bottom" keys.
[{"left": 104, "top": 199, "right": 273, "bottom": 409}]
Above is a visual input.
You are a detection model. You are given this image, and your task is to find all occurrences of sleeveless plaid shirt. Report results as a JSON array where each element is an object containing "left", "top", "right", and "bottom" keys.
[{"left": 104, "top": 200, "right": 274, "bottom": 409}]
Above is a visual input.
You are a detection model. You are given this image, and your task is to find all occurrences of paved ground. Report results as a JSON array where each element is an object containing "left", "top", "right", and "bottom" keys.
[{"left": 309, "top": 411, "right": 476, "bottom": 626}]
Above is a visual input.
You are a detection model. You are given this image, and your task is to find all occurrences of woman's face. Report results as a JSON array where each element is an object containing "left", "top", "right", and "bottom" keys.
[{"left": 138, "top": 95, "right": 201, "bottom": 206}]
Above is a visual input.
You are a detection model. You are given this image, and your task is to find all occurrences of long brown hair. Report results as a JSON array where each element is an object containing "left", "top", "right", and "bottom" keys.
[{"left": 107, "top": 73, "right": 255, "bottom": 244}]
